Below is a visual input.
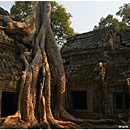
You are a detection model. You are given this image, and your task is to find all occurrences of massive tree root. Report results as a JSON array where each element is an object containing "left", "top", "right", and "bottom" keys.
[{"left": 0, "top": 1, "right": 82, "bottom": 129}]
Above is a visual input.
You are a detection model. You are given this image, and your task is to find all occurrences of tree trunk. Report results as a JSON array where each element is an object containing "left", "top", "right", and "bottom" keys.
[{"left": 0, "top": 1, "right": 81, "bottom": 128}]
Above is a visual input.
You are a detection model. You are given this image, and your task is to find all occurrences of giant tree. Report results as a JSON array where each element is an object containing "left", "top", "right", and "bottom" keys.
[
  {"left": 0, "top": 1, "right": 81, "bottom": 129},
  {"left": 10, "top": 1, "right": 76, "bottom": 45}
]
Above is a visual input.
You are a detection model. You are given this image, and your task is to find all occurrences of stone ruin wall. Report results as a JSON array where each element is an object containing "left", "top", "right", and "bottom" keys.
[
  {"left": 61, "top": 27, "right": 130, "bottom": 119},
  {"left": 0, "top": 29, "right": 24, "bottom": 117},
  {"left": 0, "top": 24, "right": 130, "bottom": 119},
  {"left": 0, "top": 30, "right": 22, "bottom": 92}
]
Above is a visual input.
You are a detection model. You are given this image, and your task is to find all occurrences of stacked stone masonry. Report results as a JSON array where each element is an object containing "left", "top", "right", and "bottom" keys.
[
  {"left": 0, "top": 30, "right": 23, "bottom": 117},
  {"left": 0, "top": 30, "right": 22, "bottom": 92},
  {"left": 61, "top": 27, "right": 130, "bottom": 119}
]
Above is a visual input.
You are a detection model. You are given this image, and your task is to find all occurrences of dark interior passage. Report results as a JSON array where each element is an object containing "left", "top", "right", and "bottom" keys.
[
  {"left": 71, "top": 91, "right": 87, "bottom": 109},
  {"left": 114, "top": 93, "right": 129, "bottom": 113},
  {"left": 1, "top": 92, "right": 17, "bottom": 117},
  {"left": 116, "top": 95, "right": 123, "bottom": 109}
]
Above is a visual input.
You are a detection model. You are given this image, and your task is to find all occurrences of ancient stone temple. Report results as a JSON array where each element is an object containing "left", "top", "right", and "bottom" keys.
[
  {"left": 0, "top": 30, "right": 22, "bottom": 117},
  {"left": 0, "top": 22, "right": 130, "bottom": 120},
  {"left": 61, "top": 27, "right": 130, "bottom": 119}
]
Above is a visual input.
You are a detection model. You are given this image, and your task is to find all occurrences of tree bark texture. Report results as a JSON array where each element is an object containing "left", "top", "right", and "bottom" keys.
[{"left": 0, "top": 1, "right": 81, "bottom": 129}]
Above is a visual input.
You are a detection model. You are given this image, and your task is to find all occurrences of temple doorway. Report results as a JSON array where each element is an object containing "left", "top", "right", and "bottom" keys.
[
  {"left": 1, "top": 92, "right": 17, "bottom": 117},
  {"left": 71, "top": 91, "right": 87, "bottom": 110}
]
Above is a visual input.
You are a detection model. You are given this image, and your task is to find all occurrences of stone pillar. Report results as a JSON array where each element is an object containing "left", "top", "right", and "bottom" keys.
[
  {"left": 87, "top": 86, "right": 93, "bottom": 112},
  {"left": 0, "top": 91, "right": 2, "bottom": 117}
]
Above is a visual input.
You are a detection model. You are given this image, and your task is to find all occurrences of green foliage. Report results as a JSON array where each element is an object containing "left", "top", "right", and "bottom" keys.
[
  {"left": 93, "top": 14, "right": 128, "bottom": 31},
  {"left": 10, "top": 1, "right": 76, "bottom": 45},
  {"left": 94, "top": 3, "right": 130, "bottom": 31},
  {"left": 51, "top": 1, "right": 76, "bottom": 44},
  {"left": 116, "top": 3, "right": 130, "bottom": 25},
  {"left": 10, "top": 1, "right": 34, "bottom": 18}
]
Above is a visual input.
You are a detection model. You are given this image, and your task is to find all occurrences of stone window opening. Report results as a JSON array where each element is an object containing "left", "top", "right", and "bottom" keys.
[{"left": 71, "top": 91, "right": 87, "bottom": 110}]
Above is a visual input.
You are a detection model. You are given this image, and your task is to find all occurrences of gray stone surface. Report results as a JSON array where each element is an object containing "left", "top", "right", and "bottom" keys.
[{"left": 61, "top": 27, "right": 130, "bottom": 119}]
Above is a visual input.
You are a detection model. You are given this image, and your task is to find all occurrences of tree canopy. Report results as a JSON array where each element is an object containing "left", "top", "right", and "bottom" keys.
[
  {"left": 10, "top": 1, "right": 76, "bottom": 45},
  {"left": 93, "top": 14, "right": 128, "bottom": 31},
  {"left": 93, "top": 3, "right": 130, "bottom": 31},
  {"left": 10, "top": 1, "right": 34, "bottom": 19},
  {"left": 51, "top": 1, "right": 76, "bottom": 45},
  {"left": 116, "top": 3, "right": 130, "bottom": 25}
]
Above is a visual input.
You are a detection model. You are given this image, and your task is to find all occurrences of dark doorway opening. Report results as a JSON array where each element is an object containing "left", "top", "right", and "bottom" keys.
[
  {"left": 114, "top": 93, "right": 129, "bottom": 113},
  {"left": 71, "top": 91, "right": 87, "bottom": 110},
  {"left": 116, "top": 95, "right": 123, "bottom": 109},
  {"left": 1, "top": 92, "right": 17, "bottom": 117}
]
